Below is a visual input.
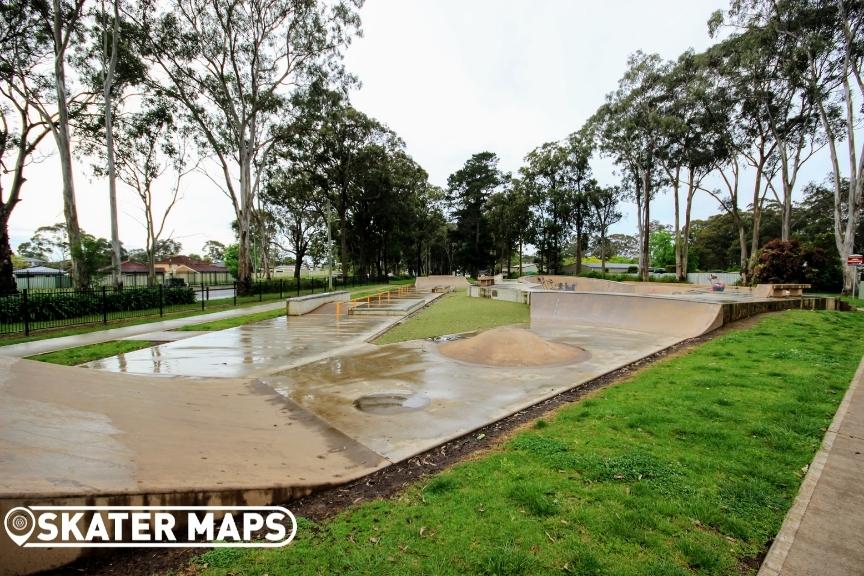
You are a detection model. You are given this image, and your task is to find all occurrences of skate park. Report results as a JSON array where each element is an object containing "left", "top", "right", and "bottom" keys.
[{"left": 0, "top": 276, "right": 841, "bottom": 574}]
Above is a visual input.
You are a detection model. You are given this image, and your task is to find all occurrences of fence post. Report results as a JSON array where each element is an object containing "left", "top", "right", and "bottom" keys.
[
  {"left": 201, "top": 283, "right": 205, "bottom": 311},
  {"left": 101, "top": 287, "right": 108, "bottom": 324},
  {"left": 158, "top": 284, "right": 164, "bottom": 317},
  {"left": 22, "top": 289, "right": 30, "bottom": 336}
]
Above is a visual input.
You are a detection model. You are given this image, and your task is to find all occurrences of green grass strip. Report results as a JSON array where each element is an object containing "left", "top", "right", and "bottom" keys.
[
  {"left": 196, "top": 309, "right": 864, "bottom": 575},
  {"left": 177, "top": 309, "right": 287, "bottom": 331},
  {"left": 26, "top": 340, "right": 154, "bottom": 366},
  {"left": 375, "top": 291, "right": 529, "bottom": 344}
]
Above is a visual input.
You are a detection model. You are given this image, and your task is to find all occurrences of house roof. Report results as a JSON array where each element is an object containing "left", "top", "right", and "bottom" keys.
[
  {"left": 156, "top": 255, "right": 228, "bottom": 273},
  {"left": 119, "top": 260, "right": 151, "bottom": 273},
  {"left": 13, "top": 266, "right": 67, "bottom": 275}
]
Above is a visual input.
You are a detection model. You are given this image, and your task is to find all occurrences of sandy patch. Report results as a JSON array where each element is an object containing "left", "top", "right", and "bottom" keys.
[{"left": 438, "top": 326, "right": 590, "bottom": 367}]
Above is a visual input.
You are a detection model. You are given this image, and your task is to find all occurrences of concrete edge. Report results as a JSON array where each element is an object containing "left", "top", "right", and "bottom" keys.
[{"left": 757, "top": 355, "right": 864, "bottom": 576}]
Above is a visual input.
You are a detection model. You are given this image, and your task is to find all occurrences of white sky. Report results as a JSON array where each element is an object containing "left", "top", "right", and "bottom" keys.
[{"left": 6, "top": 0, "right": 844, "bottom": 255}]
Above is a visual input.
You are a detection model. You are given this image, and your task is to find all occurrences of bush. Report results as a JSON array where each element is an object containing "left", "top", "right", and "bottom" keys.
[
  {"left": 0, "top": 286, "right": 196, "bottom": 325},
  {"left": 753, "top": 239, "right": 842, "bottom": 291}
]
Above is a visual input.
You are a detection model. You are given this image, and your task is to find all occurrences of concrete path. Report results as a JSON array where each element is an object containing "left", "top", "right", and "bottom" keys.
[
  {"left": 759, "top": 357, "right": 864, "bottom": 576},
  {"left": 0, "top": 300, "right": 286, "bottom": 358}
]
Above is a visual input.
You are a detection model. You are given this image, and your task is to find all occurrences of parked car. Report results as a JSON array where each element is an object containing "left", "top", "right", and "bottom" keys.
[{"left": 164, "top": 278, "right": 186, "bottom": 288}]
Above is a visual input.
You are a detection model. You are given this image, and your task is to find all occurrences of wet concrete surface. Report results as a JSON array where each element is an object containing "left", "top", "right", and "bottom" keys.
[
  {"left": 260, "top": 323, "right": 677, "bottom": 461},
  {"left": 86, "top": 313, "right": 396, "bottom": 377},
  {"left": 0, "top": 355, "right": 387, "bottom": 496}
]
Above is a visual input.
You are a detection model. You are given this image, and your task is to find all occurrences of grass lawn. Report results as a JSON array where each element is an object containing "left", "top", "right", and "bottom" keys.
[
  {"left": 177, "top": 308, "right": 287, "bottom": 331},
  {"left": 26, "top": 340, "right": 154, "bottom": 366},
  {"left": 375, "top": 291, "right": 529, "bottom": 344},
  {"left": 195, "top": 310, "right": 864, "bottom": 575}
]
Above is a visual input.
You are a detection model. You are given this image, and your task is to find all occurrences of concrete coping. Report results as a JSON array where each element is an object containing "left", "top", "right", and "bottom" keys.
[{"left": 286, "top": 290, "right": 348, "bottom": 302}]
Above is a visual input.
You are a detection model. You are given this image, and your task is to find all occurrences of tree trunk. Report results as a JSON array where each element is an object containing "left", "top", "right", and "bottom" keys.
[
  {"left": 600, "top": 229, "right": 607, "bottom": 275},
  {"left": 518, "top": 240, "right": 523, "bottom": 277},
  {"left": 50, "top": 0, "right": 85, "bottom": 288},
  {"left": 749, "top": 159, "right": 766, "bottom": 279},
  {"left": 672, "top": 167, "right": 682, "bottom": 280},
  {"left": 575, "top": 228, "right": 583, "bottom": 275},
  {"left": 104, "top": 0, "right": 122, "bottom": 288},
  {"left": 680, "top": 168, "right": 696, "bottom": 281},
  {"left": 640, "top": 170, "right": 650, "bottom": 282},
  {"left": 0, "top": 209, "right": 16, "bottom": 294}
]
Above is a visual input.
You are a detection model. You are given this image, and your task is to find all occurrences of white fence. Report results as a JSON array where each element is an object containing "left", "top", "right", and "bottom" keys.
[{"left": 687, "top": 272, "right": 743, "bottom": 285}]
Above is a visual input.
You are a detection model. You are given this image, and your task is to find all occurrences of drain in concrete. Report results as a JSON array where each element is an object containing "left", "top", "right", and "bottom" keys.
[{"left": 354, "top": 393, "right": 430, "bottom": 415}]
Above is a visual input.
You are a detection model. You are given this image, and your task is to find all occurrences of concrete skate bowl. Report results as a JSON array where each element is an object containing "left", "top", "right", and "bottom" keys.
[
  {"left": 519, "top": 274, "right": 737, "bottom": 296},
  {"left": 438, "top": 326, "right": 590, "bottom": 367},
  {"left": 530, "top": 290, "right": 724, "bottom": 339},
  {"left": 415, "top": 275, "right": 471, "bottom": 291}
]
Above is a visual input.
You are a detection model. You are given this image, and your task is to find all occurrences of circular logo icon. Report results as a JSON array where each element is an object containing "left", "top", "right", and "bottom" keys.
[{"left": 4, "top": 507, "right": 35, "bottom": 546}]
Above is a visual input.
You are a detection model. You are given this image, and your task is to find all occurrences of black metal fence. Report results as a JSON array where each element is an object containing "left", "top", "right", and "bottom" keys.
[{"left": 0, "top": 275, "right": 395, "bottom": 336}]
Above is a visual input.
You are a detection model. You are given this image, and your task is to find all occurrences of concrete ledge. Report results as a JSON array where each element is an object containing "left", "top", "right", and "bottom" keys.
[{"left": 285, "top": 291, "right": 349, "bottom": 315}]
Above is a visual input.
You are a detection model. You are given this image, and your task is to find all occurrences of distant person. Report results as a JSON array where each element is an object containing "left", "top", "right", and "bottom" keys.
[{"left": 709, "top": 274, "right": 725, "bottom": 292}]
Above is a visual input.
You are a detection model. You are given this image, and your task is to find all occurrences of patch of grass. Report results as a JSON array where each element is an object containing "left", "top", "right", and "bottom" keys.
[
  {"left": 176, "top": 308, "right": 287, "bottom": 331},
  {"left": 26, "top": 340, "right": 154, "bottom": 366},
  {"left": 374, "top": 291, "right": 529, "bottom": 344},
  {"left": 194, "top": 310, "right": 864, "bottom": 575}
]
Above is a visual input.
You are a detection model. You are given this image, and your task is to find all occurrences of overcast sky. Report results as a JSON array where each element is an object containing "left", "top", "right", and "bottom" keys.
[{"left": 6, "top": 0, "right": 842, "bottom": 255}]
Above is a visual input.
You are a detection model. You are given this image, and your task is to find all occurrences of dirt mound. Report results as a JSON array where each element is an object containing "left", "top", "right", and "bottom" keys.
[{"left": 438, "top": 326, "right": 589, "bottom": 367}]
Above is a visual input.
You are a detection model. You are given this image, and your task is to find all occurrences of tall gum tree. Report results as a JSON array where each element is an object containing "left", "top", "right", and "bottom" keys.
[
  {"left": 0, "top": 2, "right": 53, "bottom": 293},
  {"left": 130, "top": 0, "right": 361, "bottom": 292},
  {"left": 588, "top": 52, "right": 669, "bottom": 281},
  {"left": 725, "top": 0, "right": 863, "bottom": 293}
]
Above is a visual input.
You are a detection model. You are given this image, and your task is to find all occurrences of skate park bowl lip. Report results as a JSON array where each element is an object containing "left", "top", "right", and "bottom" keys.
[
  {"left": 414, "top": 275, "right": 471, "bottom": 291},
  {"left": 529, "top": 290, "right": 725, "bottom": 339},
  {"left": 518, "top": 274, "right": 753, "bottom": 296}
]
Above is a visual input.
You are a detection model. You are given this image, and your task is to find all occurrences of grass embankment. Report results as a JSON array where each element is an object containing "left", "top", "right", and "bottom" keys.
[
  {"left": 375, "top": 291, "right": 529, "bottom": 344},
  {"left": 195, "top": 310, "right": 864, "bottom": 575},
  {"left": 27, "top": 340, "right": 154, "bottom": 366}
]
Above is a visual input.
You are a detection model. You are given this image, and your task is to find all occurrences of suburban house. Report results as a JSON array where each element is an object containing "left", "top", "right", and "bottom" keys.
[
  {"left": 111, "top": 257, "right": 234, "bottom": 286},
  {"left": 13, "top": 266, "right": 71, "bottom": 290}
]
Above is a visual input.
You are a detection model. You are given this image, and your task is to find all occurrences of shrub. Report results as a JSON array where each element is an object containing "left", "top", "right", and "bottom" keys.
[
  {"left": 0, "top": 286, "right": 196, "bottom": 325},
  {"left": 753, "top": 239, "right": 842, "bottom": 291}
]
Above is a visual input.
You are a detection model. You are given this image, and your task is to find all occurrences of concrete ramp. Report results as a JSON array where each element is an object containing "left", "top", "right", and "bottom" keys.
[
  {"left": 530, "top": 291, "right": 724, "bottom": 339},
  {"left": 415, "top": 275, "right": 471, "bottom": 291}
]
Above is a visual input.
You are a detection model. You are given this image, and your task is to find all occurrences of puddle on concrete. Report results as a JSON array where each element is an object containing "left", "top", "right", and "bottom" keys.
[
  {"left": 428, "top": 333, "right": 471, "bottom": 342},
  {"left": 353, "top": 393, "right": 430, "bottom": 415}
]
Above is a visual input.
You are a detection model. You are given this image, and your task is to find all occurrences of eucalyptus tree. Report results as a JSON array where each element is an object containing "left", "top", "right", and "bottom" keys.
[
  {"left": 722, "top": 0, "right": 863, "bottom": 292},
  {"left": 285, "top": 89, "right": 400, "bottom": 276},
  {"left": 590, "top": 185, "right": 623, "bottom": 274},
  {"left": 130, "top": 0, "right": 361, "bottom": 291},
  {"left": 110, "top": 100, "right": 193, "bottom": 285},
  {"left": 75, "top": 0, "right": 149, "bottom": 286},
  {"left": 658, "top": 51, "right": 732, "bottom": 280},
  {"left": 261, "top": 170, "right": 321, "bottom": 280},
  {"left": 14, "top": 0, "right": 93, "bottom": 287},
  {"left": 0, "top": 2, "right": 53, "bottom": 293},
  {"left": 587, "top": 52, "right": 669, "bottom": 280},
  {"left": 521, "top": 137, "right": 594, "bottom": 275},
  {"left": 447, "top": 152, "right": 504, "bottom": 277},
  {"left": 703, "top": 32, "right": 785, "bottom": 280}
]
